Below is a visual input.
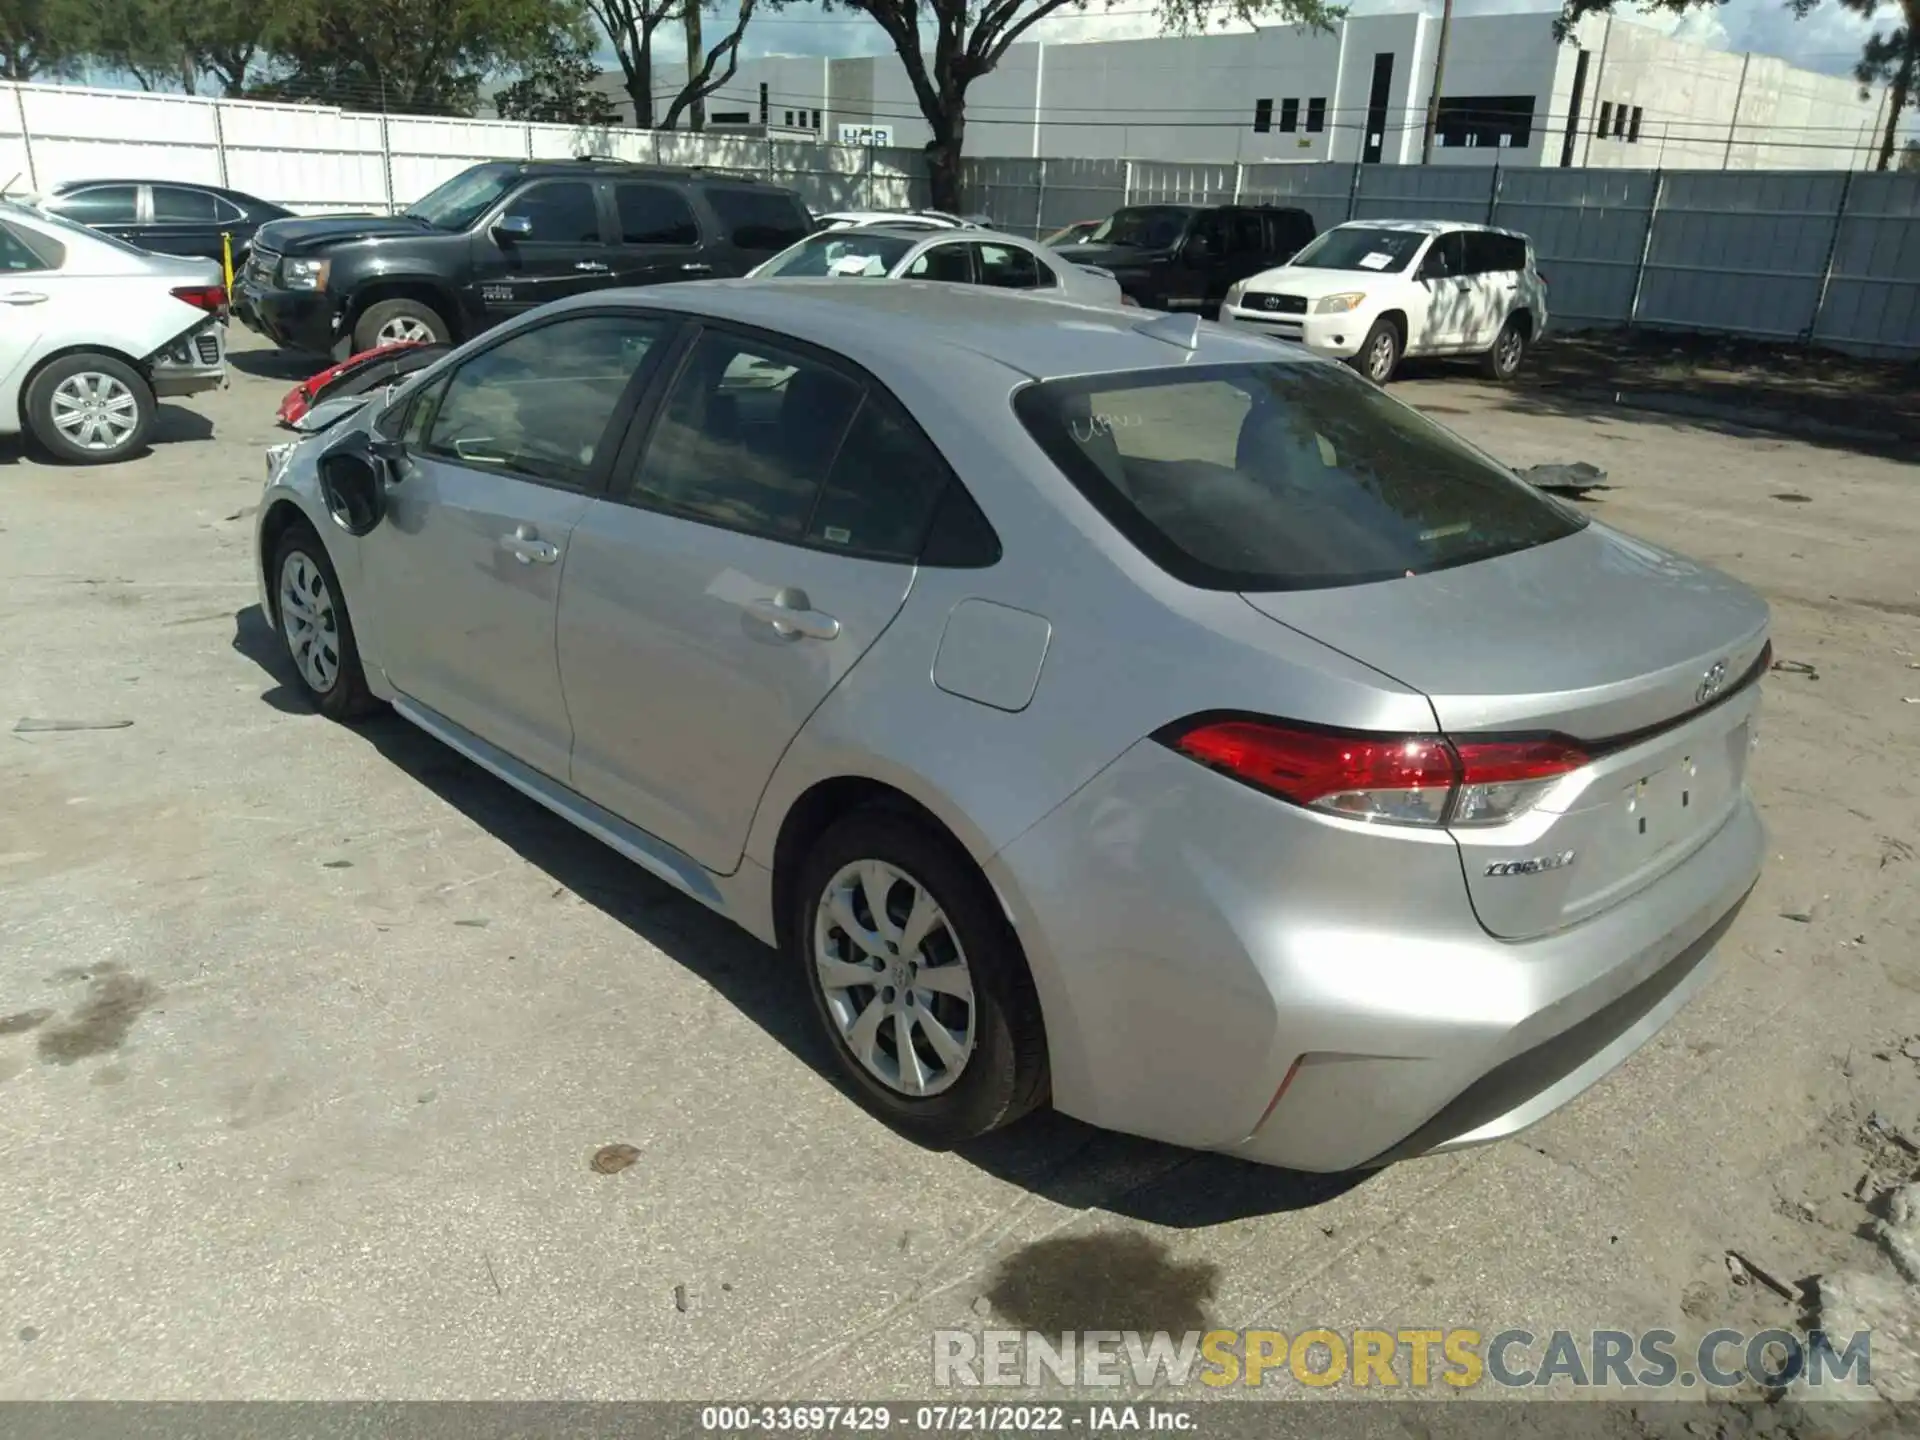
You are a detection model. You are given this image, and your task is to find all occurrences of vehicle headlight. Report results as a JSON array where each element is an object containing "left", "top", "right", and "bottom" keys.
[
  {"left": 280, "top": 257, "right": 330, "bottom": 291},
  {"left": 1314, "top": 291, "right": 1366, "bottom": 314},
  {"left": 1224, "top": 281, "right": 1246, "bottom": 308}
]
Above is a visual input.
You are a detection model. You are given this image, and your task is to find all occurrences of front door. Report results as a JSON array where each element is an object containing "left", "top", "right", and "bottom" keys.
[
  {"left": 468, "top": 179, "right": 613, "bottom": 327},
  {"left": 1412, "top": 231, "right": 1472, "bottom": 352},
  {"left": 363, "top": 309, "right": 677, "bottom": 778},
  {"left": 558, "top": 324, "right": 946, "bottom": 873},
  {"left": 607, "top": 180, "right": 710, "bottom": 289},
  {"left": 1214, "top": 209, "right": 1273, "bottom": 306}
]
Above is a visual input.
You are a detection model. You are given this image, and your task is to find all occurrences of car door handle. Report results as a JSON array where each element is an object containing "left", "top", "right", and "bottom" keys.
[
  {"left": 0, "top": 291, "right": 47, "bottom": 305},
  {"left": 679, "top": 262, "right": 714, "bottom": 274},
  {"left": 499, "top": 525, "right": 560, "bottom": 565},
  {"left": 573, "top": 261, "right": 611, "bottom": 274},
  {"left": 747, "top": 595, "right": 840, "bottom": 641}
]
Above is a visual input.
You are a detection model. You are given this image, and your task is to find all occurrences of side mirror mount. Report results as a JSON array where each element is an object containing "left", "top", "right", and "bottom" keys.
[
  {"left": 492, "top": 214, "right": 533, "bottom": 245},
  {"left": 317, "top": 432, "right": 392, "bottom": 537}
]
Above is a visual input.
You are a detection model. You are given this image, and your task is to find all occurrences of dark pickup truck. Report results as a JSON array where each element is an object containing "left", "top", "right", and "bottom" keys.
[
  {"left": 235, "top": 159, "right": 814, "bottom": 357},
  {"left": 1067, "top": 203, "right": 1317, "bottom": 313}
]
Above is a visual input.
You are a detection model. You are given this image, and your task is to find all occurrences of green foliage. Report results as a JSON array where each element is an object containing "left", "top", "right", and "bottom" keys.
[
  {"left": 0, "top": 0, "right": 95, "bottom": 80},
  {"left": 494, "top": 27, "right": 621, "bottom": 125}
]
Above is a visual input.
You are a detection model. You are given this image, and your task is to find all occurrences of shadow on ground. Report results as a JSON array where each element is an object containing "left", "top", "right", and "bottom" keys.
[
  {"left": 0, "top": 405, "right": 214, "bottom": 467},
  {"left": 1493, "top": 330, "right": 1920, "bottom": 461},
  {"left": 230, "top": 602, "right": 1372, "bottom": 1229},
  {"left": 230, "top": 347, "right": 324, "bottom": 382}
]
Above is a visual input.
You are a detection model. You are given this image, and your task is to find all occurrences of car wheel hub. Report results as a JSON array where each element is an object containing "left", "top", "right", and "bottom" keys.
[
  {"left": 50, "top": 372, "right": 138, "bottom": 451},
  {"left": 278, "top": 550, "right": 341, "bottom": 694},
  {"left": 1369, "top": 336, "right": 1394, "bottom": 379},
  {"left": 1500, "top": 332, "right": 1523, "bottom": 367},
  {"left": 813, "top": 859, "right": 976, "bottom": 1098},
  {"left": 378, "top": 316, "right": 434, "bottom": 345}
]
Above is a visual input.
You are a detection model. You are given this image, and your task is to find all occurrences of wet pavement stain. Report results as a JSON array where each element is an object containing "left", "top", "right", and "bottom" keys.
[
  {"left": 36, "top": 973, "right": 161, "bottom": 1066},
  {"left": 982, "top": 1232, "right": 1220, "bottom": 1336},
  {"left": 0, "top": 1009, "right": 52, "bottom": 1036}
]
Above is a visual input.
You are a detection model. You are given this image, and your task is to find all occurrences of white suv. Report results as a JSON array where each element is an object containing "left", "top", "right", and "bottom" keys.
[{"left": 1219, "top": 220, "right": 1548, "bottom": 384}]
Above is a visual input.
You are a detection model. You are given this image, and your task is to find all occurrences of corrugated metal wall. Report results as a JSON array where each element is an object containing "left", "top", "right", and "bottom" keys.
[{"left": 2, "top": 81, "right": 1915, "bottom": 356}]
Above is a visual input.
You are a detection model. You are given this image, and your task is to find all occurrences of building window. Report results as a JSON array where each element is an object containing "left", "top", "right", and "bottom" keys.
[
  {"left": 1306, "top": 97, "right": 1326, "bottom": 133},
  {"left": 1613, "top": 103, "right": 1629, "bottom": 137},
  {"left": 1280, "top": 98, "right": 1299, "bottom": 132},
  {"left": 758, "top": 82, "right": 769, "bottom": 124},
  {"left": 811, "top": 110, "right": 821, "bottom": 128},
  {"left": 1253, "top": 98, "right": 1272, "bottom": 133},
  {"left": 1628, "top": 105, "right": 1643, "bottom": 142},
  {"left": 784, "top": 109, "right": 794, "bottom": 126},
  {"left": 1434, "top": 95, "right": 1535, "bottom": 151},
  {"left": 713, "top": 111, "right": 750, "bottom": 124},
  {"left": 1596, "top": 100, "right": 1613, "bottom": 138}
]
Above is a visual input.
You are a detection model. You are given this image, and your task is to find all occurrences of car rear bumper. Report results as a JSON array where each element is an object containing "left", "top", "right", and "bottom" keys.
[
  {"left": 147, "top": 320, "right": 228, "bottom": 397},
  {"left": 987, "top": 740, "right": 1763, "bottom": 1173},
  {"left": 1217, "top": 302, "right": 1367, "bottom": 358}
]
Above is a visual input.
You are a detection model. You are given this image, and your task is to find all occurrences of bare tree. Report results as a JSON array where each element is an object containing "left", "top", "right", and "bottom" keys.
[{"left": 587, "top": 0, "right": 773, "bottom": 130}]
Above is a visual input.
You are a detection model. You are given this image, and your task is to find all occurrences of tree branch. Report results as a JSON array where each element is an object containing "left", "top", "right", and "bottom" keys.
[{"left": 659, "top": 0, "right": 759, "bottom": 130}]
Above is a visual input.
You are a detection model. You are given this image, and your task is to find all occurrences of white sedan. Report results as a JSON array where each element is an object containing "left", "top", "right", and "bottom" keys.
[
  {"left": 0, "top": 198, "right": 228, "bottom": 463},
  {"left": 752, "top": 225, "right": 1126, "bottom": 307}
]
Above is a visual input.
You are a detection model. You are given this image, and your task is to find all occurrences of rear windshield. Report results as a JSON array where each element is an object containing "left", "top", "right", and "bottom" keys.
[
  {"left": 758, "top": 231, "right": 916, "bottom": 278},
  {"left": 1013, "top": 362, "right": 1583, "bottom": 591},
  {"left": 1289, "top": 227, "right": 1427, "bottom": 273},
  {"left": 704, "top": 187, "right": 812, "bottom": 251}
]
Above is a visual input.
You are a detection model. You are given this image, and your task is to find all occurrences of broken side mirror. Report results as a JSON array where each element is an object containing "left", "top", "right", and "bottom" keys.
[{"left": 317, "top": 431, "right": 392, "bottom": 537}]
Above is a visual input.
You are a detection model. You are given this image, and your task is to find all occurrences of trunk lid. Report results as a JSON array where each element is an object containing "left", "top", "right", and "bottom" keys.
[{"left": 1243, "top": 524, "right": 1768, "bottom": 939}]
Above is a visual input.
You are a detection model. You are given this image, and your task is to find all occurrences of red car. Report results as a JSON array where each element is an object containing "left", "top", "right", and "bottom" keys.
[{"left": 277, "top": 341, "right": 443, "bottom": 428}]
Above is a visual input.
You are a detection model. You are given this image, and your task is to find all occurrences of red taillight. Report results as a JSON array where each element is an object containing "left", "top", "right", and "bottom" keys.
[
  {"left": 171, "top": 284, "right": 228, "bottom": 314},
  {"left": 1161, "top": 718, "right": 1587, "bottom": 829}
]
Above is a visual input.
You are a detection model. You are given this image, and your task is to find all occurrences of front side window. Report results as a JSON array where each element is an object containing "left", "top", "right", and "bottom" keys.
[
  {"left": 758, "top": 231, "right": 917, "bottom": 278},
  {"left": 1290, "top": 226, "right": 1426, "bottom": 274},
  {"left": 505, "top": 181, "right": 601, "bottom": 244},
  {"left": 50, "top": 185, "right": 138, "bottom": 224},
  {"left": 420, "top": 314, "right": 667, "bottom": 487},
  {"left": 1013, "top": 361, "right": 1583, "bottom": 591},
  {"left": 624, "top": 331, "right": 864, "bottom": 542}
]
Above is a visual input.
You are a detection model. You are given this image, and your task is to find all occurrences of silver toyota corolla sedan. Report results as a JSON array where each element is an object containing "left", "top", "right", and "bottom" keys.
[{"left": 253, "top": 281, "right": 1767, "bottom": 1172}]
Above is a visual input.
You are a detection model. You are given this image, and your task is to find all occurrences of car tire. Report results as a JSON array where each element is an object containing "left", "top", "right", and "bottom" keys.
[
  {"left": 1352, "top": 319, "right": 1401, "bottom": 385},
  {"left": 1483, "top": 317, "right": 1528, "bottom": 381},
  {"left": 795, "top": 810, "right": 1049, "bottom": 1148},
  {"left": 270, "top": 522, "right": 380, "bottom": 722},
  {"left": 24, "top": 353, "right": 155, "bottom": 465},
  {"left": 352, "top": 298, "right": 449, "bottom": 353}
]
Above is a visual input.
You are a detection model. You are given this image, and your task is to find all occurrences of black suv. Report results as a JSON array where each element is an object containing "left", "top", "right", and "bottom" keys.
[
  {"left": 235, "top": 160, "right": 814, "bottom": 357},
  {"left": 1067, "top": 203, "right": 1317, "bottom": 313}
]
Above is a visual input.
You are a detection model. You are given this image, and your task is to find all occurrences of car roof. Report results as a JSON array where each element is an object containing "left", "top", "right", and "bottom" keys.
[
  {"left": 461, "top": 158, "right": 786, "bottom": 186},
  {"left": 556, "top": 278, "right": 1317, "bottom": 384},
  {"left": 49, "top": 178, "right": 268, "bottom": 201}
]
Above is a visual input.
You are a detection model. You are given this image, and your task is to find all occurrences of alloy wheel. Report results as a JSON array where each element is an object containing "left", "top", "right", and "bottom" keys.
[
  {"left": 813, "top": 859, "right": 976, "bottom": 1097},
  {"left": 278, "top": 550, "right": 341, "bottom": 694},
  {"left": 1497, "top": 329, "right": 1524, "bottom": 374},
  {"left": 50, "top": 372, "right": 139, "bottom": 453},
  {"left": 377, "top": 315, "right": 435, "bottom": 345},
  {"left": 1366, "top": 332, "right": 1397, "bottom": 383}
]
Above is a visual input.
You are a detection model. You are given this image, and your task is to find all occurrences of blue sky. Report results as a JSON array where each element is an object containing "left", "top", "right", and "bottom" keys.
[{"left": 722, "top": 0, "right": 1901, "bottom": 81}]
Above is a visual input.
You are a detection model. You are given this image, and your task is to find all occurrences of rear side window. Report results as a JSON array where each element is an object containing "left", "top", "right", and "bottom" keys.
[
  {"left": 1464, "top": 231, "right": 1527, "bottom": 274},
  {"left": 973, "top": 242, "right": 1041, "bottom": 289},
  {"left": 152, "top": 186, "right": 221, "bottom": 222},
  {"left": 806, "top": 397, "right": 950, "bottom": 559},
  {"left": 906, "top": 244, "right": 972, "bottom": 282},
  {"left": 616, "top": 183, "right": 699, "bottom": 246},
  {"left": 1013, "top": 362, "right": 1583, "bottom": 591},
  {"left": 0, "top": 222, "right": 57, "bottom": 271},
  {"left": 703, "top": 188, "right": 810, "bottom": 251}
]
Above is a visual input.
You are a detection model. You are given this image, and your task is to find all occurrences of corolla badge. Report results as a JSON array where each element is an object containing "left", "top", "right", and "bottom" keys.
[
  {"left": 1696, "top": 660, "right": 1729, "bottom": 705},
  {"left": 1485, "top": 852, "right": 1576, "bottom": 878}
]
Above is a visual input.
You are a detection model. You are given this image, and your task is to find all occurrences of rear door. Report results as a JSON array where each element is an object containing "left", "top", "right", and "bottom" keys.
[
  {"left": 141, "top": 185, "right": 236, "bottom": 261},
  {"left": 695, "top": 185, "right": 813, "bottom": 278},
  {"left": 557, "top": 322, "right": 948, "bottom": 871},
  {"left": 469, "top": 179, "right": 611, "bottom": 326},
  {"left": 607, "top": 180, "right": 709, "bottom": 289},
  {"left": 1459, "top": 231, "right": 1523, "bottom": 350},
  {"left": 0, "top": 221, "right": 58, "bottom": 391},
  {"left": 362, "top": 309, "right": 677, "bottom": 779}
]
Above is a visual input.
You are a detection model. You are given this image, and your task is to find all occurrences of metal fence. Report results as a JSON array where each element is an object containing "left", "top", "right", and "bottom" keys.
[
  {"left": 3, "top": 81, "right": 1915, "bottom": 357},
  {"left": 965, "top": 155, "right": 1920, "bottom": 358}
]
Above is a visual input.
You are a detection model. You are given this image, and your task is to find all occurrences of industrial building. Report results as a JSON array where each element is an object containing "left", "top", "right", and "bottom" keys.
[{"left": 629, "top": 9, "right": 1891, "bottom": 171}]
